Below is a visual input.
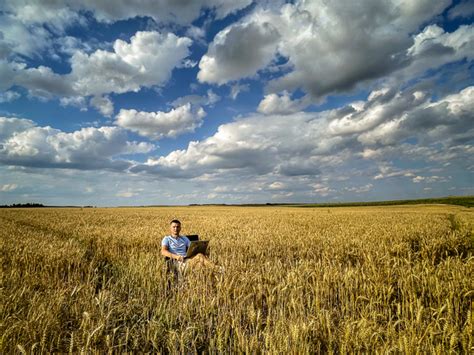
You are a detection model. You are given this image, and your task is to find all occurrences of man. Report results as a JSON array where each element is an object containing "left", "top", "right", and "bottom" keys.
[{"left": 161, "top": 219, "right": 215, "bottom": 270}]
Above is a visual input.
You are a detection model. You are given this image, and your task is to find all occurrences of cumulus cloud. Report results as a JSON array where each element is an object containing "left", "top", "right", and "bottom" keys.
[
  {"left": 198, "top": 20, "right": 280, "bottom": 84},
  {"left": 0, "top": 90, "right": 20, "bottom": 103},
  {"left": 0, "top": 0, "right": 252, "bottom": 68},
  {"left": 0, "top": 14, "right": 54, "bottom": 59},
  {"left": 60, "top": 96, "right": 87, "bottom": 110},
  {"left": 0, "top": 60, "right": 21, "bottom": 91},
  {"left": 81, "top": 0, "right": 252, "bottom": 24},
  {"left": 115, "top": 104, "right": 206, "bottom": 140},
  {"left": 15, "top": 65, "right": 76, "bottom": 97},
  {"left": 0, "top": 1, "right": 87, "bottom": 62},
  {"left": 55, "top": 35, "right": 95, "bottom": 56},
  {"left": 3, "top": 30, "right": 192, "bottom": 103},
  {"left": 327, "top": 88, "right": 422, "bottom": 137},
  {"left": 274, "top": 0, "right": 467, "bottom": 98},
  {"left": 257, "top": 91, "right": 309, "bottom": 115},
  {"left": 90, "top": 95, "right": 114, "bottom": 117},
  {"left": 3, "top": 84, "right": 470, "bottom": 179},
  {"left": 131, "top": 111, "right": 337, "bottom": 178},
  {"left": 268, "top": 181, "right": 286, "bottom": 190},
  {"left": 131, "top": 85, "right": 474, "bottom": 180},
  {"left": 397, "top": 24, "right": 474, "bottom": 82},
  {"left": 357, "top": 86, "right": 474, "bottom": 146},
  {"left": 2, "top": 1, "right": 83, "bottom": 29},
  {"left": 71, "top": 31, "right": 192, "bottom": 96},
  {"left": 197, "top": 0, "right": 473, "bottom": 101},
  {"left": 2, "top": 0, "right": 252, "bottom": 28},
  {"left": 0, "top": 116, "right": 154, "bottom": 170},
  {"left": 0, "top": 116, "right": 36, "bottom": 141},
  {"left": 2, "top": 0, "right": 245, "bottom": 61},
  {"left": 265, "top": 0, "right": 437, "bottom": 96}
]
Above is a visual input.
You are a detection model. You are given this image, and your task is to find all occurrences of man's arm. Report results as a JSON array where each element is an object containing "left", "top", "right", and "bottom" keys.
[{"left": 161, "top": 245, "right": 184, "bottom": 262}]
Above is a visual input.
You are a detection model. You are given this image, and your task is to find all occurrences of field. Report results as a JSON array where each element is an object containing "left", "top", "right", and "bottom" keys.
[{"left": 1, "top": 205, "right": 473, "bottom": 353}]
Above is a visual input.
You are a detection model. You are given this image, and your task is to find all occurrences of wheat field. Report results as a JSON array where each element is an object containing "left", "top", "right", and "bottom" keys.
[{"left": 1, "top": 205, "right": 473, "bottom": 353}]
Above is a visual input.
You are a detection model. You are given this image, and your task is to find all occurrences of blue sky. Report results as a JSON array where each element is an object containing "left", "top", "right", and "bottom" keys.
[{"left": 0, "top": 0, "right": 473, "bottom": 206}]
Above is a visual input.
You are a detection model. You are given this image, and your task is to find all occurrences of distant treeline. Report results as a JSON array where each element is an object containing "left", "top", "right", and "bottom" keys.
[
  {"left": 273, "top": 196, "right": 474, "bottom": 208},
  {"left": 0, "top": 203, "right": 45, "bottom": 208},
  {"left": 0, "top": 204, "right": 97, "bottom": 208},
  {"left": 189, "top": 196, "right": 474, "bottom": 208}
]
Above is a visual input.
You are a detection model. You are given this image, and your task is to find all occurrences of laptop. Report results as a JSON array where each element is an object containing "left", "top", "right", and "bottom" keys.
[{"left": 184, "top": 240, "right": 209, "bottom": 259}]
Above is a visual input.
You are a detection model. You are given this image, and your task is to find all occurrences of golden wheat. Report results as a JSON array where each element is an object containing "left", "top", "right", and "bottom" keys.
[{"left": 1, "top": 205, "right": 473, "bottom": 353}]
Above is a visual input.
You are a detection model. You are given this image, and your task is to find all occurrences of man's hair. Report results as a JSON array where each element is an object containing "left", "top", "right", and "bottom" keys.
[{"left": 170, "top": 219, "right": 181, "bottom": 225}]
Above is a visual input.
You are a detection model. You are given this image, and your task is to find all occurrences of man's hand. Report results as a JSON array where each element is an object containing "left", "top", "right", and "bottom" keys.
[{"left": 175, "top": 255, "right": 184, "bottom": 262}]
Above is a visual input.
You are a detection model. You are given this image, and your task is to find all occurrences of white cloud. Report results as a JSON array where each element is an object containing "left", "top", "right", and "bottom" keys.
[
  {"left": 198, "top": 19, "right": 280, "bottom": 84},
  {"left": 268, "top": 181, "right": 286, "bottom": 190},
  {"left": 0, "top": 117, "right": 154, "bottom": 170},
  {"left": 185, "top": 26, "right": 206, "bottom": 44},
  {"left": 374, "top": 169, "right": 415, "bottom": 181},
  {"left": 3, "top": 1, "right": 82, "bottom": 30},
  {"left": 90, "top": 95, "right": 114, "bottom": 117},
  {"left": 71, "top": 31, "right": 192, "bottom": 96},
  {"left": 85, "top": 186, "right": 94, "bottom": 193},
  {"left": 257, "top": 91, "right": 308, "bottom": 115},
  {"left": 0, "top": 15, "right": 54, "bottom": 59},
  {"left": 116, "top": 190, "right": 137, "bottom": 198},
  {"left": 270, "top": 0, "right": 453, "bottom": 97},
  {"left": 328, "top": 89, "right": 422, "bottom": 137},
  {"left": 3, "top": 0, "right": 250, "bottom": 63},
  {"left": 197, "top": 0, "right": 470, "bottom": 100},
  {"left": 82, "top": 0, "right": 252, "bottom": 24},
  {"left": 1, "top": 183, "right": 18, "bottom": 191},
  {"left": 60, "top": 96, "right": 88, "bottom": 111},
  {"left": 16, "top": 65, "right": 76, "bottom": 97},
  {"left": 0, "top": 60, "right": 18, "bottom": 90},
  {"left": 412, "top": 175, "right": 449, "bottom": 183},
  {"left": 171, "top": 90, "right": 221, "bottom": 108},
  {"left": 55, "top": 36, "right": 94, "bottom": 56},
  {"left": 229, "top": 83, "right": 249, "bottom": 100},
  {"left": 2, "top": 0, "right": 252, "bottom": 26},
  {"left": 413, "top": 176, "right": 425, "bottom": 183},
  {"left": 345, "top": 184, "right": 373, "bottom": 193},
  {"left": 3, "top": 30, "right": 193, "bottom": 104},
  {"left": 0, "top": 90, "right": 20, "bottom": 103},
  {"left": 0, "top": 2, "right": 86, "bottom": 60},
  {"left": 211, "top": 0, "right": 253, "bottom": 20},
  {"left": 399, "top": 24, "right": 474, "bottom": 83},
  {"left": 448, "top": 1, "right": 474, "bottom": 20},
  {"left": 358, "top": 86, "right": 474, "bottom": 146},
  {"left": 132, "top": 111, "right": 335, "bottom": 178},
  {"left": 115, "top": 104, "right": 206, "bottom": 140},
  {"left": 311, "top": 183, "right": 334, "bottom": 197},
  {"left": 0, "top": 116, "right": 36, "bottom": 141},
  {"left": 131, "top": 85, "right": 474, "bottom": 181}
]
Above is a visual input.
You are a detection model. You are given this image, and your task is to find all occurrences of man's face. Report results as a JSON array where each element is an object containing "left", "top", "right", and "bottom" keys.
[{"left": 170, "top": 222, "right": 181, "bottom": 237}]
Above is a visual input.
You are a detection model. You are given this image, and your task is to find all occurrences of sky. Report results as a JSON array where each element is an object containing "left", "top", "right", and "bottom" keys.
[{"left": 0, "top": 0, "right": 473, "bottom": 206}]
